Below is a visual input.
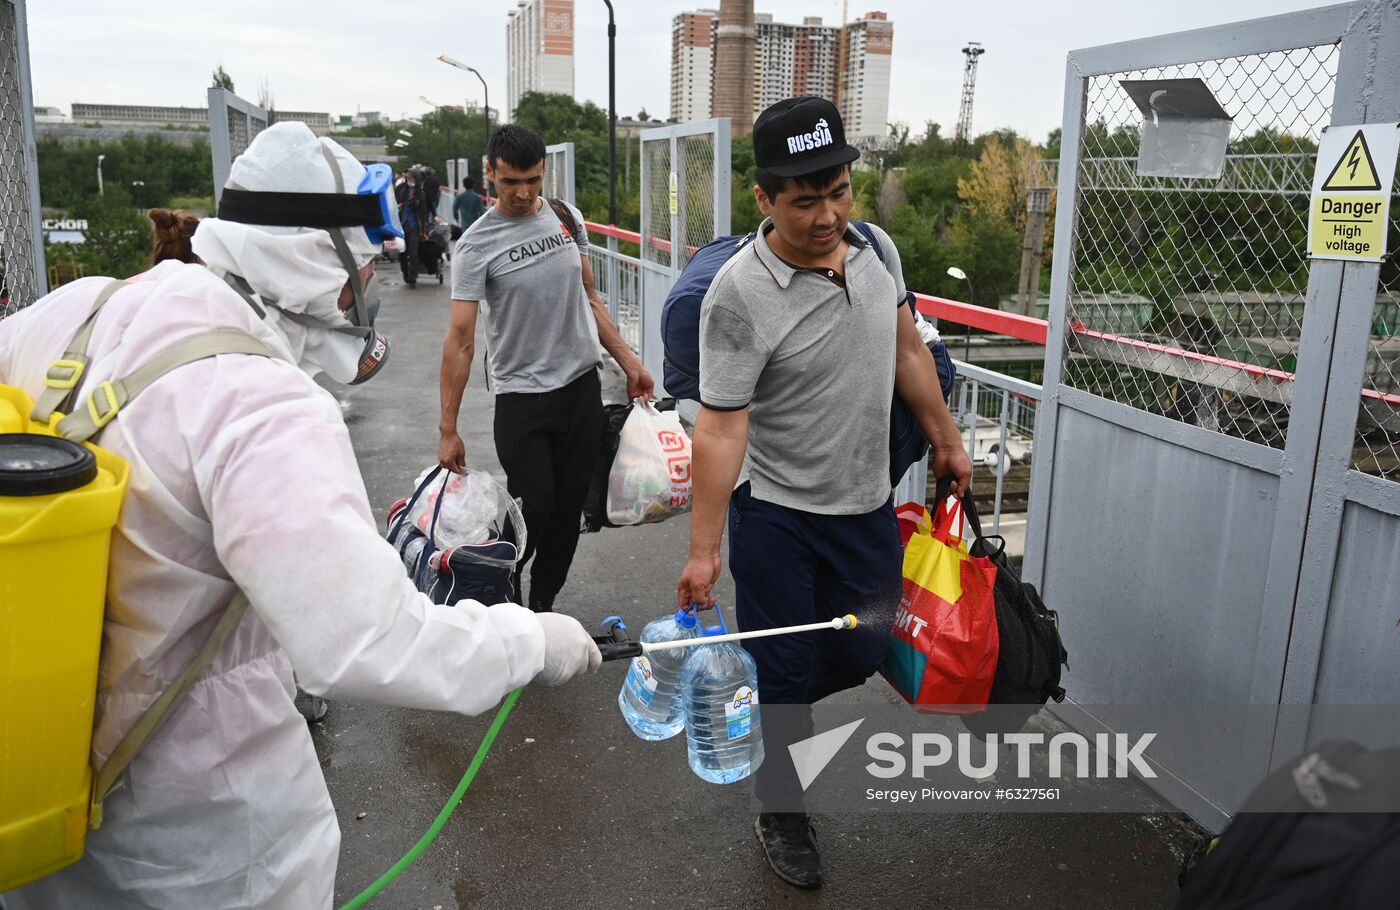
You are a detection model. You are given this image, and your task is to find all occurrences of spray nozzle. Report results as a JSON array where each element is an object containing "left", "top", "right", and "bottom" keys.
[{"left": 838, "top": 614, "right": 858, "bottom": 630}]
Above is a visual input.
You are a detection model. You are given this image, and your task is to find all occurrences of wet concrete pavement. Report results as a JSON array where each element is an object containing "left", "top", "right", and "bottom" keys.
[{"left": 319, "top": 268, "right": 1203, "bottom": 909}]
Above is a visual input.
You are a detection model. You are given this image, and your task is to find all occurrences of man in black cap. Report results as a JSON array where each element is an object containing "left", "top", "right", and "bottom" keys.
[{"left": 676, "top": 97, "right": 971, "bottom": 888}]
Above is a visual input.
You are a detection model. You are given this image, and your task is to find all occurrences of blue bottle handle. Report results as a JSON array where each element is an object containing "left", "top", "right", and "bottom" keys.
[{"left": 691, "top": 602, "right": 728, "bottom": 637}]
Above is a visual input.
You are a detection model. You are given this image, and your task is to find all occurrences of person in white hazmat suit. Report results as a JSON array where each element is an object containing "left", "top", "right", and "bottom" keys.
[{"left": 0, "top": 122, "right": 602, "bottom": 909}]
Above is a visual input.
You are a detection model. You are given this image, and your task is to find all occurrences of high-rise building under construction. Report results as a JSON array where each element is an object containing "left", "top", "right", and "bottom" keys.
[{"left": 671, "top": 6, "right": 893, "bottom": 140}]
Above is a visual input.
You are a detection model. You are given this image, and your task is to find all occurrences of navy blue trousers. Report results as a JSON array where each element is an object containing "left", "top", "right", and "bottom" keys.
[{"left": 728, "top": 482, "right": 903, "bottom": 810}]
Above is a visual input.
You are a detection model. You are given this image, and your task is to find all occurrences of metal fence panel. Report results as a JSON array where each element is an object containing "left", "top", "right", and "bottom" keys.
[
  {"left": 0, "top": 0, "right": 45, "bottom": 317},
  {"left": 638, "top": 120, "right": 731, "bottom": 392},
  {"left": 543, "top": 142, "right": 575, "bottom": 205},
  {"left": 1027, "top": 2, "right": 1397, "bottom": 830},
  {"left": 640, "top": 134, "right": 673, "bottom": 270},
  {"left": 208, "top": 88, "right": 268, "bottom": 204}
]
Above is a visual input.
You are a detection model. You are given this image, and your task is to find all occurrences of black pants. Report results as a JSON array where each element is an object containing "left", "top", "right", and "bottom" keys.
[
  {"left": 401, "top": 231, "right": 420, "bottom": 284},
  {"left": 728, "top": 482, "right": 903, "bottom": 812},
  {"left": 493, "top": 368, "right": 603, "bottom": 610}
]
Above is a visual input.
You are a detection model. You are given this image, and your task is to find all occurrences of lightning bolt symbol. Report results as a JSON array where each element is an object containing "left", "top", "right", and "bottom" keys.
[{"left": 1346, "top": 145, "right": 1362, "bottom": 180}]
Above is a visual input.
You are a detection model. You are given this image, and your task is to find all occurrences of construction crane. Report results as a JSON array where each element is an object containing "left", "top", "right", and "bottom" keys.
[{"left": 956, "top": 41, "right": 985, "bottom": 146}]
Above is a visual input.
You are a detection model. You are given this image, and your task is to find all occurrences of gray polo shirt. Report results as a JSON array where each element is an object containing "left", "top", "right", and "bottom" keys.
[
  {"left": 698, "top": 219, "right": 906, "bottom": 515},
  {"left": 451, "top": 199, "right": 600, "bottom": 394}
]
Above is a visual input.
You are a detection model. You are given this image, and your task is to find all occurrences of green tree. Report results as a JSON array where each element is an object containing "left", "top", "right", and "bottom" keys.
[
  {"left": 211, "top": 65, "right": 235, "bottom": 92},
  {"left": 37, "top": 135, "right": 214, "bottom": 210},
  {"left": 72, "top": 188, "right": 151, "bottom": 278}
]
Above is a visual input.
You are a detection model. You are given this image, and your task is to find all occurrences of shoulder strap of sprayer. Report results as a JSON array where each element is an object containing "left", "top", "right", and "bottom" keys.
[
  {"left": 29, "top": 279, "right": 128, "bottom": 425},
  {"left": 21, "top": 279, "right": 287, "bottom": 828},
  {"left": 67, "top": 332, "right": 279, "bottom": 828},
  {"left": 89, "top": 591, "right": 250, "bottom": 829}
]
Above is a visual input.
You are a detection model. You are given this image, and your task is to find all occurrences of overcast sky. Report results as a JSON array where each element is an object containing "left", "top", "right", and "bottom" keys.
[{"left": 28, "top": 1, "right": 1327, "bottom": 143}]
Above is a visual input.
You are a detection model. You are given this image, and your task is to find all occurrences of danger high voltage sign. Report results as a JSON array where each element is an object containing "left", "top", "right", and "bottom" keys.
[{"left": 1307, "top": 123, "right": 1400, "bottom": 262}]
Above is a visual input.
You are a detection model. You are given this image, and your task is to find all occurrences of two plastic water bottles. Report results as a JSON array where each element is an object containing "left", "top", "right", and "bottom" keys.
[
  {"left": 617, "top": 607, "right": 700, "bottom": 740},
  {"left": 681, "top": 605, "right": 764, "bottom": 784}
]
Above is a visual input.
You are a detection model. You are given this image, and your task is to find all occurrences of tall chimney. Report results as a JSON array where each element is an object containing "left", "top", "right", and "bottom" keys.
[{"left": 713, "top": 0, "right": 756, "bottom": 136}]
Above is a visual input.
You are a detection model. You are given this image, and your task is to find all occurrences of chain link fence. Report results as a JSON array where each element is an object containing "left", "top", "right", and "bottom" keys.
[
  {"left": 675, "top": 132, "right": 718, "bottom": 267},
  {"left": 1354, "top": 155, "right": 1400, "bottom": 479},
  {"left": 641, "top": 137, "right": 672, "bottom": 269},
  {"left": 1064, "top": 45, "right": 1340, "bottom": 450},
  {"left": 0, "top": 0, "right": 44, "bottom": 320}
]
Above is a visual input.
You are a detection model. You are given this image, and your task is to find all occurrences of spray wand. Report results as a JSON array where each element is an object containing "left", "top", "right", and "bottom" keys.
[{"left": 593, "top": 612, "right": 859, "bottom": 661}]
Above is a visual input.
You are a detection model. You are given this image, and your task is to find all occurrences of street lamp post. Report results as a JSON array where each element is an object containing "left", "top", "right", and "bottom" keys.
[
  {"left": 97, "top": 154, "right": 105, "bottom": 196},
  {"left": 131, "top": 180, "right": 145, "bottom": 209},
  {"left": 947, "top": 266, "right": 975, "bottom": 363},
  {"left": 603, "top": 0, "right": 617, "bottom": 225},
  {"left": 437, "top": 56, "right": 490, "bottom": 193},
  {"left": 419, "top": 95, "right": 453, "bottom": 187}
]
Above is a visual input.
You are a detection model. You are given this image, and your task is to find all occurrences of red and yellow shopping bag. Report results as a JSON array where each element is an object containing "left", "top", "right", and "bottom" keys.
[{"left": 883, "top": 495, "right": 999, "bottom": 712}]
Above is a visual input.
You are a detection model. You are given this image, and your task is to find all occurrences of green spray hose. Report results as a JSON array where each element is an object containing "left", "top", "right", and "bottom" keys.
[{"left": 337, "top": 686, "right": 523, "bottom": 910}]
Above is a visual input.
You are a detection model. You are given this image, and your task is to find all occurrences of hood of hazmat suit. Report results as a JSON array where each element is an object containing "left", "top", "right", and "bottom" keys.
[{"left": 2, "top": 123, "right": 547, "bottom": 910}]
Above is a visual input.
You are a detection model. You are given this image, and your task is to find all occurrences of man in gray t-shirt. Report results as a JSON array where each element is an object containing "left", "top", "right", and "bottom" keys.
[
  {"left": 440, "top": 125, "right": 653, "bottom": 613},
  {"left": 674, "top": 98, "right": 971, "bottom": 890}
]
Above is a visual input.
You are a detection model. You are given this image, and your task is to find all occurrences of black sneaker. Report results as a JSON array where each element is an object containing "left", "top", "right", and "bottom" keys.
[
  {"left": 294, "top": 687, "right": 329, "bottom": 724},
  {"left": 754, "top": 812, "right": 822, "bottom": 888}
]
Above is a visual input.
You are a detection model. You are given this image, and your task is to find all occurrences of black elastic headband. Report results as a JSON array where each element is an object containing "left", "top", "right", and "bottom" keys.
[{"left": 218, "top": 189, "right": 382, "bottom": 229}]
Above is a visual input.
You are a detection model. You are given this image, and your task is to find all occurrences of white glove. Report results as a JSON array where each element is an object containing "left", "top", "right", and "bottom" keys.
[{"left": 535, "top": 613, "right": 603, "bottom": 686}]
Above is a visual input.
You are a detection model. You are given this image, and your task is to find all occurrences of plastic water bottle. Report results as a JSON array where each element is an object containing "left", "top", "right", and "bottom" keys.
[
  {"left": 681, "top": 605, "right": 765, "bottom": 784},
  {"left": 618, "top": 607, "right": 699, "bottom": 740}
]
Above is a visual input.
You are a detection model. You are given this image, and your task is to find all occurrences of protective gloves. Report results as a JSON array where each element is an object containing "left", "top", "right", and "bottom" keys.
[{"left": 535, "top": 613, "right": 604, "bottom": 686}]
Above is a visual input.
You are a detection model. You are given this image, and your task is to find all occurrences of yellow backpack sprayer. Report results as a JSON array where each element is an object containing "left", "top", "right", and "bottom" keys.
[{"left": 0, "top": 279, "right": 278, "bottom": 892}]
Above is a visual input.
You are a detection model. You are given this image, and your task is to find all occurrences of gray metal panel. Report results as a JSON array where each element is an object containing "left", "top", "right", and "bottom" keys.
[
  {"left": 1023, "top": 61, "right": 1088, "bottom": 590},
  {"left": 1066, "top": 3, "right": 1357, "bottom": 77},
  {"left": 1044, "top": 407, "right": 1282, "bottom": 707},
  {"left": 1310, "top": 500, "right": 1400, "bottom": 708},
  {"left": 1043, "top": 406, "right": 1281, "bottom": 817},
  {"left": 544, "top": 141, "right": 575, "bottom": 205},
  {"left": 641, "top": 267, "right": 670, "bottom": 386},
  {"left": 208, "top": 87, "right": 233, "bottom": 203},
  {"left": 1274, "top": 0, "right": 1400, "bottom": 763},
  {"left": 1059, "top": 386, "right": 1284, "bottom": 475}
]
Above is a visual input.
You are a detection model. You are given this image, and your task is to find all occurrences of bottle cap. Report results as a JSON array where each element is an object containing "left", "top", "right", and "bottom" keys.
[{"left": 674, "top": 606, "right": 699, "bottom": 630}]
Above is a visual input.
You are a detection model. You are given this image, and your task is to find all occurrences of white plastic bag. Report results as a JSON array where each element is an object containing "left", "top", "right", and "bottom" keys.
[
  {"left": 407, "top": 468, "right": 516, "bottom": 549},
  {"left": 606, "top": 401, "right": 693, "bottom": 526}
]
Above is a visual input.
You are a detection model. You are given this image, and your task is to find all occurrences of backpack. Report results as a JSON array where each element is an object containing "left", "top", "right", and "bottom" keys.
[
  {"left": 660, "top": 222, "right": 955, "bottom": 485},
  {"left": 939, "top": 478, "right": 1068, "bottom": 736},
  {"left": 0, "top": 278, "right": 281, "bottom": 890},
  {"left": 1174, "top": 740, "right": 1400, "bottom": 909}
]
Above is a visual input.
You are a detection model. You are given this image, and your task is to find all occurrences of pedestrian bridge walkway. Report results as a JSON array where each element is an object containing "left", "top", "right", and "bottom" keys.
[{"left": 320, "top": 272, "right": 1201, "bottom": 908}]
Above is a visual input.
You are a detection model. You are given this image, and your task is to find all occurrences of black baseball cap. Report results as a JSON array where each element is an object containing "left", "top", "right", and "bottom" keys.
[{"left": 753, "top": 96, "right": 860, "bottom": 178}]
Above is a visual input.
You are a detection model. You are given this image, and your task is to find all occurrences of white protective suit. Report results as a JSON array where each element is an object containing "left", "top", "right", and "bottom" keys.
[{"left": 1, "top": 126, "right": 572, "bottom": 909}]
